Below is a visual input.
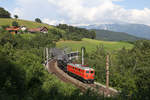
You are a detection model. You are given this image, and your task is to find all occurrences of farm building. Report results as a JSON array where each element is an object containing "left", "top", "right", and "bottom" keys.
[
  {"left": 28, "top": 27, "right": 48, "bottom": 33},
  {"left": 6, "top": 26, "right": 20, "bottom": 34}
]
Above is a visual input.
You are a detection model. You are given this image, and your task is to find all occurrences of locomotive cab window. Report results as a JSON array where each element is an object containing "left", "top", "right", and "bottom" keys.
[
  {"left": 86, "top": 71, "right": 89, "bottom": 73},
  {"left": 91, "top": 71, "right": 94, "bottom": 73}
]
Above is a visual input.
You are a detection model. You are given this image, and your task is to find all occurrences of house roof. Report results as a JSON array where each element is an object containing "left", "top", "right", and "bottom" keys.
[
  {"left": 6, "top": 26, "right": 20, "bottom": 31},
  {"left": 28, "top": 27, "right": 48, "bottom": 32}
]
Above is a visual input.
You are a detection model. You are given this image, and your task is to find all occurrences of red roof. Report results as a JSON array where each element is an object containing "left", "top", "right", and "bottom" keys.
[
  {"left": 6, "top": 26, "right": 20, "bottom": 31},
  {"left": 28, "top": 27, "right": 48, "bottom": 33},
  {"left": 28, "top": 28, "right": 41, "bottom": 32}
]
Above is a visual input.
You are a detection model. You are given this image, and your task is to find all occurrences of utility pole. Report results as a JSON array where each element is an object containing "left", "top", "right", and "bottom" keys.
[
  {"left": 106, "top": 54, "right": 109, "bottom": 93},
  {"left": 76, "top": 48, "right": 79, "bottom": 60},
  {"left": 46, "top": 48, "right": 49, "bottom": 69},
  {"left": 82, "top": 47, "right": 84, "bottom": 65},
  {"left": 43, "top": 48, "right": 46, "bottom": 64}
]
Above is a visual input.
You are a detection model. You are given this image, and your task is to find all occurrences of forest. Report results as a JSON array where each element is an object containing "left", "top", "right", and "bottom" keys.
[
  {"left": 86, "top": 40, "right": 150, "bottom": 100},
  {"left": 94, "top": 29, "right": 142, "bottom": 41},
  {"left": 56, "top": 24, "right": 96, "bottom": 41}
]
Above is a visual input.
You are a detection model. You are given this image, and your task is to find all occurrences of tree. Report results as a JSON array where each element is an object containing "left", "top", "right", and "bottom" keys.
[
  {"left": 14, "top": 14, "right": 18, "bottom": 19},
  {"left": 35, "top": 18, "right": 42, "bottom": 23},
  {"left": 12, "top": 21, "right": 19, "bottom": 27},
  {"left": 0, "top": 7, "right": 11, "bottom": 18}
]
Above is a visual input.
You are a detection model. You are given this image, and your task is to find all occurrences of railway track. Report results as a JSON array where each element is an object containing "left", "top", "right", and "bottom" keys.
[{"left": 47, "top": 59, "right": 118, "bottom": 96}]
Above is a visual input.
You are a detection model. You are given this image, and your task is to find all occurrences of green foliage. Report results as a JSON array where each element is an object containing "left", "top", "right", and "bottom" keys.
[
  {"left": 94, "top": 29, "right": 143, "bottom": 41},
  {"left": 14, "top": 15, "right": 18, "bottom": 19},
  {"left": 1, "top": 25, "right": 9, "bottom": 29},
  {"left": 85, "top": 40, "right": 150, "bottom": 100},
  {"left": 35, "top": 18, "right": 42, "bottom": 23},
  {"left": 0, "top": 30, "right": 121, "bottom": 100},
  {"left": 0, "top": 55, "right": 26, "bottom": 100},
  {"left": 0, "top": 30, "right": 76, "bottom": 100},
  {"left": 56, "top": 24, "right": 96, "bottom": 41},
  {"left": 86, "top": 45, "right": 106, "bottom": 83},
  {"left": 57, "top": 38, "right": 133, "bottom": 53},
  {"left": 0, "top": 18, "right": 53, "bottom": 28},
  {"left": 12, "top": 21, "right": 19, "bottom": 27},
  {"left": 0, "top": 7, "right": 11, "bottom": 18}
]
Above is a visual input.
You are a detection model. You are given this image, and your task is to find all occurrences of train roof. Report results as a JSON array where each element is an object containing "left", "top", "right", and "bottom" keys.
[{"left": 68, "top": 63, "right": 94, "bottom": 70}]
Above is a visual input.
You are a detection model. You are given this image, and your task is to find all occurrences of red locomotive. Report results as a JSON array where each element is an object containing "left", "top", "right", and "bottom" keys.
[{"left": 67, "top": 63, "right": 95, "bottom": 83}]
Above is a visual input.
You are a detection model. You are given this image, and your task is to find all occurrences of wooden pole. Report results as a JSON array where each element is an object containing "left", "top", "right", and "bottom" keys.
[
  {"left": 82, "top": 48, "right": 84, "bottom": 65},
  {"left": 46, "top": 48, "right": 49, "bottom": 69},
  {"left": 76, "top": 48, "right": 79, "bottom": 60},
  {"left": 43, "top": 48, "right": 46, "bottom": 64},
  {"left": 106, "top": 54, "right": 109, "bottom": 92}
]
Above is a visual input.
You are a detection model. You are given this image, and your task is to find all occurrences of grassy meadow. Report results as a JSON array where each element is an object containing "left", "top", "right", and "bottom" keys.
[
  {"left": 56, "top": 38, "right": 134, "bottom": 53},
  {"left": 0, "top": 18, "right": 53, "bottom": 28}
]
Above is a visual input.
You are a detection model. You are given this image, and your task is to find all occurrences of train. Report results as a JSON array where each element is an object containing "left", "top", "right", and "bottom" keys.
[
  {"left": 58, "top": 60, "right": 95, "bottom": 84},
  {"left": 67, "top": 63, "right": 95, "bottom": 83},
  {"left": 51, "top": 48, "right": 95, "bottom": 84}
]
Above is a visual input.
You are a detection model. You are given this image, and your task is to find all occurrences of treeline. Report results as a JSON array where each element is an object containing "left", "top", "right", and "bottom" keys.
[
  {"left": 85, "top": 40, "right": 150, "bottom": 100},
  {"left": 56, "top": 24, "right": 96, "bottom": 41},
  {"left": 0, "top": 7, "right": 11, "bottom": 18},
  {"left": 94, "top": 29, "right": 143, "bottom": 42}
]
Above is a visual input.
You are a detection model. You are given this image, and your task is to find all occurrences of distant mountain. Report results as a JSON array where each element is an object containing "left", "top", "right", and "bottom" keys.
[
  {"left": 93, "top": 29, "right": 143, "bottom": 41},
  {"left": 80, "top": 24, "right": 150, "bottom": 39}
]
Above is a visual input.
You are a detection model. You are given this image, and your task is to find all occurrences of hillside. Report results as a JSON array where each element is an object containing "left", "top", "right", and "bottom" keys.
[
  {"left": 0, "top": 18, "right": 53, "bottom": 28},
  {"left": 56, "top": 38, "right": 133, "bottom": 52},
  {"left": 94, "top": 29, "right": 142, "bottom": 41},
  {"left": 79, "top": 24, "right": 150, "bottom": 39}
]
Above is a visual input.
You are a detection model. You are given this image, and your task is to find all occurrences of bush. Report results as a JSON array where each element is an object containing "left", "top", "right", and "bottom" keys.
[
  {"left": 0, "top": 7, "right": 11, "bottom": 18},
  {"left": 12, "top": 21, "right": 19, "bottom": 27},
  {"left": 35, "top": 18, "right": 42, "bottom": 23}
]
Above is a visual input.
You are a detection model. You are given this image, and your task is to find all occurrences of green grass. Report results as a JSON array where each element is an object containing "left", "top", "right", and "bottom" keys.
[
  {"left": 56, "top": 38, "right": 134, "bottom": 53},
  {"left": 20, "top": 34, "right": 36, "bottom": 40},
  {"left": 0, "top": 18, "right": 53, "bottom": 28}
]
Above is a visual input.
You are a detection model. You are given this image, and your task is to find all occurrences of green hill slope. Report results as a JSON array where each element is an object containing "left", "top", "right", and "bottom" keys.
[
  {"left": 0, "top": 18, "right": 53, "bottom": 28},
  {"left": 94, "top": 29, "right": 143, "bottom": 41},
  {"left": 56, "top": 38, "right": 133, "bottom": 52}
]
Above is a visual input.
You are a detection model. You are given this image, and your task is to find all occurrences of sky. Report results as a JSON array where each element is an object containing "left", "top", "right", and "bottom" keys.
[{"left": 0, "top": 0, "right": 150, "bottom": 26}]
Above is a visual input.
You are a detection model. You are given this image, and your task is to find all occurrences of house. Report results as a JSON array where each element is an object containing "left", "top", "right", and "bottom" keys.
[
  {"left": 20, "top": 26, "right": 27, "bottom": 31},
  {"left": 6, "top": 26, "right": 20, "bottom": 34},
  {"left": 28, "top": 27, "right": 48, "bottom": 33}
]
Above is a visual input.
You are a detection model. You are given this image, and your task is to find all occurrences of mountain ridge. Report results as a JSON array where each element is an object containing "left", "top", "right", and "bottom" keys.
[
  {"left": 93, "top": 29, "right": 143, "bottom": 42},
  {"left": 79, "top": 23, "right": 150, "bottom": 39}
]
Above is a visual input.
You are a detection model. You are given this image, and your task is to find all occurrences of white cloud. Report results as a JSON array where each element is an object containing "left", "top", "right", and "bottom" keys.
[
  {"left": 12, "top": 8, "right": 24, "bottom": 18},
  {"left": 12, "top": 0, "right": 150, "bottom": 25},
  {"left": 43, "top": 18, "right": 65, "bottom": 25}
]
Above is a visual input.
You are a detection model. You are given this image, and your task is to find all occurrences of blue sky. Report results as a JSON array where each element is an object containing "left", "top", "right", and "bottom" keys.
[
  {"left": 0, "top": 0, "right": 16, "bottom": 10},
  {"left": 1, "top": 0, "right": 150, "bottom": 25},
  {"left": 115, "top": 0, "right": 150, "bottom": 9},
  {"left": 1, "top": 0, "right": 150, "bottom": 10}
]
